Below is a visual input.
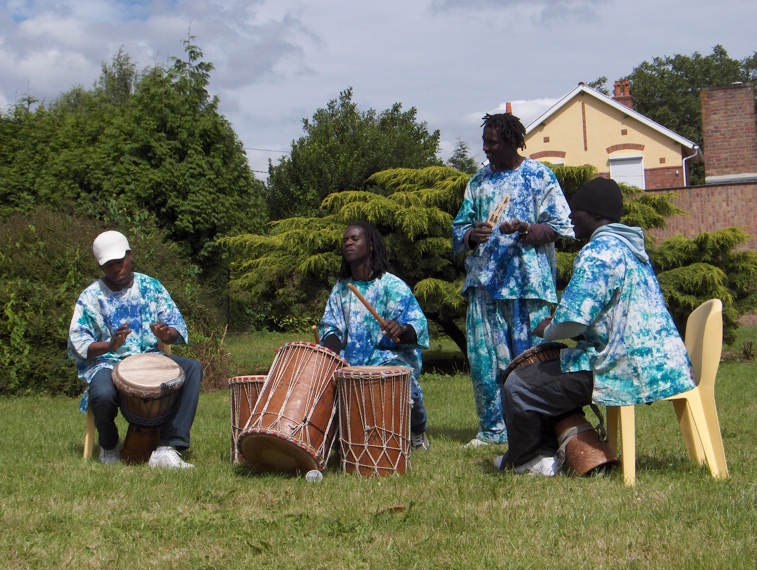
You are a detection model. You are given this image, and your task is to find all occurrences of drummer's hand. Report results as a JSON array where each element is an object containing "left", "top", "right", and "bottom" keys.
[
  {"left": 108, "top": 323, "right": 132, "bottom": 351},
  {"left": 532, "top": 316, "right": 553, "bottom": 338},
  {"left": 499, "top": 218, "right": 529, "bottom": 235},
  {"left": 150, "top": 322, "right": 177, "bottom": 344},
  {"left": 381, "top": 320, "right": 405, "bottom": 341},
  {"left": 470, "top": 221, "right": 494, "bottom": 245}
]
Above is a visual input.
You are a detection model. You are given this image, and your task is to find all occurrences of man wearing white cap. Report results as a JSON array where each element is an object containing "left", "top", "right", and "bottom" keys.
[{"left": 68, "top": 231, "right": 202, "bottom": 468}]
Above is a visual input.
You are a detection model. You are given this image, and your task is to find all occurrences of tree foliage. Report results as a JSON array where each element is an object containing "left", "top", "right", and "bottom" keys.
[
  {"left": 650, "top": 228, "right": 757, "bottom": 345},
  {"left": 0, "top": 206, "right": 231, "bottom": 396},
  {"left": 0, "top": 38, "right": 267, "bottom": 273},
  {"left": 627, "top": 45, "right": 756, "bottom": 147},
  {"left": 447, "top": 139, "right": 479, "bottom": 175},
  {"left": 264, "top": 88, "right": 442, "bottom": 220}
]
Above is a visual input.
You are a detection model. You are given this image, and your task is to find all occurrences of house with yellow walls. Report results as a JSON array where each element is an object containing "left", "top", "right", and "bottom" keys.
[{"left": 524, "top": 81, "right": 701, "bottom": 189}]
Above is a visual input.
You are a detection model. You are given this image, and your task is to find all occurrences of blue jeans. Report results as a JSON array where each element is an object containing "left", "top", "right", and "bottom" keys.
[
  {"left": 88, "top": 355, "right": 202, "bottom": 451},
  {"left": 500, "top": 359, "right": 593, "bottom": 467},
  {"left": 410, "top": 375, "right": 427, "bottom": 434}
]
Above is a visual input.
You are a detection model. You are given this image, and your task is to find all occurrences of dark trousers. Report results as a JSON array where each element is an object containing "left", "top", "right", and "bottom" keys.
[
  {"left": 411, "top": 378, "right": 427, "bottom": 434},
  {"left": 500, "top": 359, "right": 593, "bottom": 468},
  {"left": 88, "top": 355, "right": 202, "bottom": 451}
]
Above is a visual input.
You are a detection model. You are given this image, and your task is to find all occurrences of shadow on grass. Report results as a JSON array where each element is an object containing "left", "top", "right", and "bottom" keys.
[{"left": 422, "top": 353, "right": 469, "bottom": 375}]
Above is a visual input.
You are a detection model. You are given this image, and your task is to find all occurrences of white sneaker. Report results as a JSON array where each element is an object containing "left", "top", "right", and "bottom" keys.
[
  {"left": 463, "top": 438, "right": 489, "bottom": 449},
  {"left": 493, "top": 455, "right": 505, "bottom": 470},
  {"left": 411, "top": 432, "right": 430, "bottom": 451},
  {"left": 148, "top": 446, "right": 194, "bottom": 469},
  {"left": 99, "top": 443, "right": 121, "bottom": 465},
  {"left": 513, "top": 455, "right": 559, "bottom": 476}
]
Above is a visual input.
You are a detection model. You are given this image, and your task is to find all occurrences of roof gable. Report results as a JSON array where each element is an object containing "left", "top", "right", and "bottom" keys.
[{"left": 525, "top": 83, "right": 698, "bottom": 151}]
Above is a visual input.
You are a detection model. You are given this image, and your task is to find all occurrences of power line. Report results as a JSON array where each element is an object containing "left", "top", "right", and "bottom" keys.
[{"left": 244, "top": 147, "right": 288, "bottom": 154}]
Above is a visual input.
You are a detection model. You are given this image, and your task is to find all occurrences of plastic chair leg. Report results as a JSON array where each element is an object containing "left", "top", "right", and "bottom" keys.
[
  {"left": 670, "top": 398, "right": 705, "bottom": 464},
  {"left": 618, "top": 406, "right": 636, "bottom": 486},
  {"left": 698, "top": 390, "right": 729, "bottom": 478},
  {"left": 606, "top": 405, "right": 636, "bottom": 486},
  {"left": 83, "top": 406, "right": 96, "bottom": 459},
  {"left": 677, "top": 391, "right": 728, "bottom": 479}
]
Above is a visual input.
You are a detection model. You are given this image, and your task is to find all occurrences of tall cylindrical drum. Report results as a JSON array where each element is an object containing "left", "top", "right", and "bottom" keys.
[
  {"left": 336, "top": 366, "right": 412, "bottom": 477},
  {"left": 228, "top": 375, "right": 267, "bottom": 465},
  {"left": 237, "top": 342, "right": 348, "bottom": 474}
]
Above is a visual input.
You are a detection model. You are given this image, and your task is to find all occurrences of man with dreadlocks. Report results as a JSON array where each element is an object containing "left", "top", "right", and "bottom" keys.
[
  {"left": 452, "top": 112, "right": 573, "bottom": 448},
  {"left": 318, "top": 221, "right": 431, "bottom": 451}
]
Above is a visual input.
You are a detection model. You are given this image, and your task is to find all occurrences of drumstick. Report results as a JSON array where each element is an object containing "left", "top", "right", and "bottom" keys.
[
  {"left": 311, "top": 325, "right": 320, "bottom": 344},
  {"left": 487, "top": 194, "right": 511, "bottom": 225},
  {"left": 346, "top": 283, "right": 401, "bottom": 342}
]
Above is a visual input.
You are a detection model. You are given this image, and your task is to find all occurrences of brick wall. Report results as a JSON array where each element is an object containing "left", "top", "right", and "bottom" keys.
[
  {"left": 700, "top": 84, "right": 757, "bottom": 180},
  {"left": 644, "top": 166, "right": 686, "bottom": 189},
  {"left": 646, "top": 181, "right": 757, "bottom": 325},
  {"left": 647, "top": 181, "right": 757, "bottom": 250}
]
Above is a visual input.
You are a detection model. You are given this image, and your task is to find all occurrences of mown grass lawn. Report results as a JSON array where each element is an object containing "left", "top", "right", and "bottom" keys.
[{"left": 1, "top": 328, "right": 755, "bottom": 569}]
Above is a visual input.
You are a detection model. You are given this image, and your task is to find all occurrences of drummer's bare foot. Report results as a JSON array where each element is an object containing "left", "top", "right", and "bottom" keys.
[
  {"left": 99, "top": 442, "right": 121, "bottom": 464},
  {"left": 411, "top": 432, "right": 429, "bottom": 452},
  {"left": 148, "top": 446, "right": 194, "bottom": 469}
]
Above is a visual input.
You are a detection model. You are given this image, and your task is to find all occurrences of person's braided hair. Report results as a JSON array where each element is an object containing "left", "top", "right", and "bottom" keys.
[
  {"left": 338, "top": 221, "right": 389, "bottom": 280},
  {"left": 481, "top": 113, "right": 527, "bottom": 151}
]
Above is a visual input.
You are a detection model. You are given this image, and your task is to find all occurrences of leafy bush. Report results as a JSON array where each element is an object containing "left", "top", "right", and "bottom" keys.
[{"left": 0, "top": 206, "right": 232, "bottom": 396}]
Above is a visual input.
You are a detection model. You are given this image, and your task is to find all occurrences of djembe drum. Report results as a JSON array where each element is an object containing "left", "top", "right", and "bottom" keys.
[
  {"left": 237, "top": 342, "right": 348, "bottom": 474},
  {"left": 555, "top": 413, "right": 619, "bottom": 476},
  {"left": 335, "top": 366, "right": 412, "bottom": 477},
  {"left": 500, "top": 342, "right": 618, "bottom": 476},
  {"left": 228, "top": 375, "right": 266, "bottom": 465},
  {"left": 112, "top": 353, "right": 185, "bottom": 464}
]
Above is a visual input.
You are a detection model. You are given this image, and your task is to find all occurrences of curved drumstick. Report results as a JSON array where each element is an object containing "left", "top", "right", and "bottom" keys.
[
  {"left": 311, "top": 325, "right": 320, "bottom": 344},
  {"left": 346, "top": 283, "right": 400, "bottom": 342}
]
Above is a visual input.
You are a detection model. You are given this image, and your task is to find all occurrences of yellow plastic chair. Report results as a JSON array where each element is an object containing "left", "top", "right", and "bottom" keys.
[
  {"left": 606, "top": 298, "right": 729, "bottom": 485},
  {"left": 83, "top": 343, "right": 171, "bottom": 459}
]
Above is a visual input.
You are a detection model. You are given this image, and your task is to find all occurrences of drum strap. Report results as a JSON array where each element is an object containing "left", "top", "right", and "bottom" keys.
[
  {"left": 555, "top": 404, "right": 608, "bottom": 472},
  {"left": 589, "top": 403, "right": 608, "bottom": 442},
  {"left": 556, "top": 423, "right": 593, "bottom": 472}
]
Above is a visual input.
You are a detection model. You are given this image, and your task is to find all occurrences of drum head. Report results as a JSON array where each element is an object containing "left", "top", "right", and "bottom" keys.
[
  {"left": 336, "top": 366, "right": 410, "bottom": 379},
  {"left": 112, "top": 353, "right": 185, "bottom": 399}
]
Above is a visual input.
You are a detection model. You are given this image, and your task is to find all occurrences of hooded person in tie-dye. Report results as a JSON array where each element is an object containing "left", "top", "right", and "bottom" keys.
[
  {"left": 318, "top": 222, "right": 431, "bottom": 451},
  {"left": 452, "top": 113, "right": 574, "bottom": 448},
  {"left": 494, "top": 178, "right": 695, "bottom": 475}
]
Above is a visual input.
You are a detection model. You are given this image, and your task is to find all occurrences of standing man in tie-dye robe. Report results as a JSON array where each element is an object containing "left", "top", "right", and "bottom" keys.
[
  {"left": 318, "top": 221, "right": 431, "bottom": 451},
  {"left": 452, "top": 113, "right": 573, "bottom": 448},
  {"left": 494, "top": 177, "right": 694, "bottom": 475}
]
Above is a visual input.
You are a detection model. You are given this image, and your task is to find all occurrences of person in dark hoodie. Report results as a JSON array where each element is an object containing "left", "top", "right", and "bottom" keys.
[{"left": 493, "top": 177, "right": 695, "bottom": 476}]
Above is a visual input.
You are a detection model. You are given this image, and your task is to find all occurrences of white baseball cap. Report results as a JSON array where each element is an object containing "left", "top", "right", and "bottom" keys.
[{"left": 92, "top": 231, "right": 131, "bottom": 265}]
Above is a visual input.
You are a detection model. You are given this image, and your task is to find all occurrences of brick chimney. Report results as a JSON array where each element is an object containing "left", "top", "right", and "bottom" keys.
[
  {"left": 700, "top": 83, "right": 757, "bottom": 183},
  {"left": 613, "top": 79, "right": 634, "bottom": 109}
]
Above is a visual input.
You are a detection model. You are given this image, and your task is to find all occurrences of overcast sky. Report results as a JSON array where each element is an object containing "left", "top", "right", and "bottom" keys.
[{"left": 1, "top": 0, "right": 755, "bottom": 179}]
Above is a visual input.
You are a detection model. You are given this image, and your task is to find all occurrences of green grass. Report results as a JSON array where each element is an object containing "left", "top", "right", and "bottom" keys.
[{"left": 2, "top": 330, "right": 756, "bottom": 569}]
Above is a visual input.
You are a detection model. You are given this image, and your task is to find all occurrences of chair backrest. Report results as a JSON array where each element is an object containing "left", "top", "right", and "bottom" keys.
[{"left": 683, "top": 299, "right": 723, "bottom": 390}]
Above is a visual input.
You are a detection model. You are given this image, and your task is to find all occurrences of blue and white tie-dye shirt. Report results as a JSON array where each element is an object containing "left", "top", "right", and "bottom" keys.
[
  {"left": 452, "top": 158, "right": 574, "bottom": 301},
  {"left": 555, "top": 225, "right": 695, "bottom": 406},
  {"left": 318, "top": 273, "right": 429, "bottom": 381},
  {"left": 68, "top": 273, "right": 189, "bottom": 409}
]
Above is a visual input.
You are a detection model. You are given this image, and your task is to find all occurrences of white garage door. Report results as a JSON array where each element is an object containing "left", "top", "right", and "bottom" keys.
[{"left": 609, "top": 156, "right": 645, "bottom": 189}]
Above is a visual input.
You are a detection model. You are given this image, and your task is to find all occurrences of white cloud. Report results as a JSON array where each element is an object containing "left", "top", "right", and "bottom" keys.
[{"left": 1, "top": 0, "right": 755, "bottom": 180}]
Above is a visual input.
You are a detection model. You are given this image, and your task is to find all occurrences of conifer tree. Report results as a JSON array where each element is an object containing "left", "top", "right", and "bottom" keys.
[{"left": 226, "top": 165, "right": 757, "bottom": 352}]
